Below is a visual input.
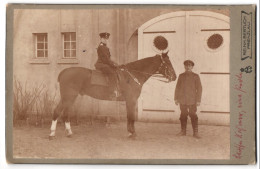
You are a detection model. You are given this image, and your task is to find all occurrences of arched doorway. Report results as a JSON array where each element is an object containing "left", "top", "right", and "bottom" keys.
[{"left": 138, "top": 11, "right": 230, "bottom": 125}]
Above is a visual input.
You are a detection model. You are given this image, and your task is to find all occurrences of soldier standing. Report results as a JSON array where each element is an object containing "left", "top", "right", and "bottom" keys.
[
  {"left": 174, "top": 60, "right": 202, "bottom": 139},
  {"left": 95, "top": 32, "right": 119, "bottom": 97}
]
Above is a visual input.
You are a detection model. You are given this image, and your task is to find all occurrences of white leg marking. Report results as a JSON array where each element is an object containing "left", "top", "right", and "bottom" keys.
[
  {"left": 49, "top": 120, "right": 57, "bottom": 136},
  {"left": 65, "top": 122, "right": 73, "bottom": 135}
]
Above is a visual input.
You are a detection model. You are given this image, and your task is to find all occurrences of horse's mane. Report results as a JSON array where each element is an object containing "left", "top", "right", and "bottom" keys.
[{"left": 123, "top": 55, "right": 161, "bottom": 71}]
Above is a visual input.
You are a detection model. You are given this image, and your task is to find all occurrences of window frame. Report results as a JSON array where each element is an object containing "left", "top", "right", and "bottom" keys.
[
  {"left": 62, "top": 32, "right": 77, "bottom": 59},
  {"left": 29, "top": 33, "right": 50, "bottom": 64},
  {"left": 34, "top": 33, "right": 48, "bottom": 58}
]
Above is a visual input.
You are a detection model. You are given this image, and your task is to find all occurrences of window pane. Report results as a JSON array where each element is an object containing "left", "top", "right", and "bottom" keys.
[
  {"left": 64, "top": 50, "right": 70, "bottom": 57},
  {"left": 71, "top": 42, "right": 76, "bottom": 49},
  {"left": 34, "top": 33, "right": 47, "bottom": 58},
  {"left": 64, "top": 33, "right": 70, "bottom": 41},
  {"left": 37, "top": 50, "right": 44, "bottom": 57},
  {"left": 37, "top": 43, "right": 44, "bottom": 49},
  {"left": 64, "top": 42, "right": 70, "bottom": 49},
  {"left": 71, "top": 50, "right": 76, "bottom": 58},
  {"left": 37, "top": 34, "right": 45, "bottom": 42},
  {"left": 71, "top": 33, "right": 76, "bottom": 41},
  {"left": 45, "top": 50, "right": 48, "bottom": 57}
]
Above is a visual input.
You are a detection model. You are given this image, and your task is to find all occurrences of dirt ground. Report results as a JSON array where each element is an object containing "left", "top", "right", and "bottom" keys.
[{"left": 13, "top": 121, "right": 230, "bottom": 160}]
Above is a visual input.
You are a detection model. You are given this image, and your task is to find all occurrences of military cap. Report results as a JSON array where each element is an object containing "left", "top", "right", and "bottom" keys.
[
  {"left": 184, "top": 60, "right": 195, "bottom": 66},
  {"left": 99, "top": 32, "right": 110, "bottom": 39}
]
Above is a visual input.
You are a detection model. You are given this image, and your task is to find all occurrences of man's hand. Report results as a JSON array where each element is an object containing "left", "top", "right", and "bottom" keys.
[
  {"left": 175, "top": 100, "right": 179, "bottom": 106},
  {"left": 197, "top": 102, "right": 200, "bottom": 106}
]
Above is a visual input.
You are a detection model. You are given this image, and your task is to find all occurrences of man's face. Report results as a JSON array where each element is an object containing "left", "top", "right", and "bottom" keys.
[
  {"left": 184, "top": 64, "right": 193, "bottom": 71},
  {"left": 101, "top": 38, "right": 108, "bottom": 44}
]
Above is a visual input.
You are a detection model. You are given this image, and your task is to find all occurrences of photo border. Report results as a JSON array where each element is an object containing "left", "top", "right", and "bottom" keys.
[{"left": 5, "top": 4, "right": 256, "bottom": 164}]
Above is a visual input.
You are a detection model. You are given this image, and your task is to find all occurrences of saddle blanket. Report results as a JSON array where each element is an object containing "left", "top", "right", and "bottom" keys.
[{"left": 91, "top": 70, "right": 110, "bottom": 86}]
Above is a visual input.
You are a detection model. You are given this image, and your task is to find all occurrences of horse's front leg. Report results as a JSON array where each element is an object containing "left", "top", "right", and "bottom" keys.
[
  {"left": 126, "top": 99, "right": 137, "bottom": 138},
  {"left": 127, "top": 119, "right": 136, "bottom": 138}
]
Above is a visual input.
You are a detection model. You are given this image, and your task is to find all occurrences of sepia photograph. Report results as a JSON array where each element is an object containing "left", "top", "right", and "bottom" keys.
[{"left": 5, "top": 4, "right": 256, "bottom": 164}]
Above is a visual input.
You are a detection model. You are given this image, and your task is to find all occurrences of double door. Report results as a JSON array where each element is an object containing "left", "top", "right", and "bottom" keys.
[{"left": 138, "top": 11, "right": 230, "bottom": 121}]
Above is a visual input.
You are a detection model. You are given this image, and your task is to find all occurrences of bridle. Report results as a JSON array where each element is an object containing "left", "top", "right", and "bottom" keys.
[
  {"left": 119, "top": 54, "right": 174, "bottom": 85},
  {"left": 157, "top": 54, "right": 174, "bottom": 82}
]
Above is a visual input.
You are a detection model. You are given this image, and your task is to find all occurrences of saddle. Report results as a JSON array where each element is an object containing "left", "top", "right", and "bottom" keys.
[{"left": 91, "top": 70, "right": 110, "bottom": 86}]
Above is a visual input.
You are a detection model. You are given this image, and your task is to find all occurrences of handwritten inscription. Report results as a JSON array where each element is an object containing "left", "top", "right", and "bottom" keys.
[
  {"left": 233, "top": 140, "right": 246, "bottom": 159},
  {"left": 233, "top": 9, "right": 254, "bottom": 162},
  {"left": 232, "top": 73, "right": 247, "bottom": 159},
  {"left": 234, "top": 72, "right": 246, "bottom": 93}
]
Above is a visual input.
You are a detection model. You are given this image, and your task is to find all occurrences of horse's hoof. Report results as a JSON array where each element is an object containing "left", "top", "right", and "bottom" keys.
[
  {"left": 67, "top": 134, "right": 73, "bottom": 138},
  {"left": 49, "top": 136, "right": 55, "bottom": 140},
  {"left": 128, "top": 133, "right": 137, "bottom": 139}
]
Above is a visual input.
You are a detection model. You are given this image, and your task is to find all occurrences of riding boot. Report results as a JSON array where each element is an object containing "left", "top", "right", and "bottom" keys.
[
  {"left": 114, "top": 81, "right": 119, "bottom": 98},
  {"left": 109, "top": 73, "right": 120, "bottom": 98},
  {"left": 191, "top": 118, "right": 201, "bottom": 139},
  {"left": 108, "top": 82, "right": 117, "bottom": 99},
  {"left": 176, "top": 119, "right": 187, "bottom": 136},
  {"left": 110, "top": 87, "right": 119, "bottom": 100},
  {"left": 114, "top": 71, "right": 121, "bottom": 98}
]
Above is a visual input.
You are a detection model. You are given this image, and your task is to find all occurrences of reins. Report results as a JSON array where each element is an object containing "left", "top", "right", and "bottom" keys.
[{"left": 118, "top": 55, "right": 171, "bottom": 85}]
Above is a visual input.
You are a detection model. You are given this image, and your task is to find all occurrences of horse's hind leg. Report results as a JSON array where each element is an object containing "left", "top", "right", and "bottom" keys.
[
  {"left": 49, "top": 100, "right": 64, "bottom": 139},
  {"left": 61, "top": 95, "right": 78, "bottom": 137}
]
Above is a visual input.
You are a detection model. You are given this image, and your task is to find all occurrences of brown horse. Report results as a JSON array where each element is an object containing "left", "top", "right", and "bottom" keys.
[{"left": 49, "top": 52, "right": 176, "bottom": 139}]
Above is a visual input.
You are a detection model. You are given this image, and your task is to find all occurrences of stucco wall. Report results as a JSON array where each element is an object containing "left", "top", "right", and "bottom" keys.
[{"left": 13, "top": 9, "right": 127, "bottom": 119}]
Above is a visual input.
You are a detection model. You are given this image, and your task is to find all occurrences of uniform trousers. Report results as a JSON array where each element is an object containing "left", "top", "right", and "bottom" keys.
[
  {"left": 179, "top": 104, "right": 199, "bottom": 133},
  {"left": 179, "top": 104, "right": 198, "bottom": 121}
]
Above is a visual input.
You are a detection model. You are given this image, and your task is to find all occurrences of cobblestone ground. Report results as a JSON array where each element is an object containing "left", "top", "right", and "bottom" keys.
[{"left": 13, "top": 122, "right": 230, "bottom": 160}]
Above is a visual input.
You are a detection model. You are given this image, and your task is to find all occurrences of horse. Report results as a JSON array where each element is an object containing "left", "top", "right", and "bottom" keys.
[{"left": 49, "top": 51, "right": 176, "bottom": 139}]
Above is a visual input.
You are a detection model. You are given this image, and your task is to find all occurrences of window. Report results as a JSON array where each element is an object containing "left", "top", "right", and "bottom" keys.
[
  {"left": 207, "top": 33, "right": 223, "bottom": 50},
  {"left": 62, "top": 32, "right": 76, "bottom": 58},
  {"left": 35, "top": 33, "right": 48, "bottom": 58}
]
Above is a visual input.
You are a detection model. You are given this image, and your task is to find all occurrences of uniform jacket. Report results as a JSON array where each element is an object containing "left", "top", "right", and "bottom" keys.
[
  {"left": 174, "top": 71, "right": 202, "bottom": 105},
  {"left": 95, "top": 42, "right": 116, "bottom": 68}
]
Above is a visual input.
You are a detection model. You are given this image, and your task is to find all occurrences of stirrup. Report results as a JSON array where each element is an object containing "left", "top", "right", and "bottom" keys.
[{"left": 114, "top": 90, "right": 120, "bottom": 97}]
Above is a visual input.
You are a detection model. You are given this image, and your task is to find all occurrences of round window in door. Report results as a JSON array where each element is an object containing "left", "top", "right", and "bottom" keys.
[
  {"left": 205, "top": 33, "right": 224, "bottom": 52},
  {"left": 151, "top": 35, "right": 169, "bottom": 53}
]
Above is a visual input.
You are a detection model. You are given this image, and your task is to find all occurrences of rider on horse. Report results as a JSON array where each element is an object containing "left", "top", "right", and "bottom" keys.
[{"left": 95, "top": 32, "right": 119, "bottom": 98}]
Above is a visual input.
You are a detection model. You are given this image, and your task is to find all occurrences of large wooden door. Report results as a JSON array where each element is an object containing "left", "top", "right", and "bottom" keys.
[
  {"left": 138, "top": 11, "right": 230, "bottom": 124},
  {"left": 187, "top": 11, "right": 230, "bottom": 113}
]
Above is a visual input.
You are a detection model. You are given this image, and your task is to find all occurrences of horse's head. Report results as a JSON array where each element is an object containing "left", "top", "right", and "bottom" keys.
[{"left": 158, "top": 51, "right": 177, "bottom": 82}]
